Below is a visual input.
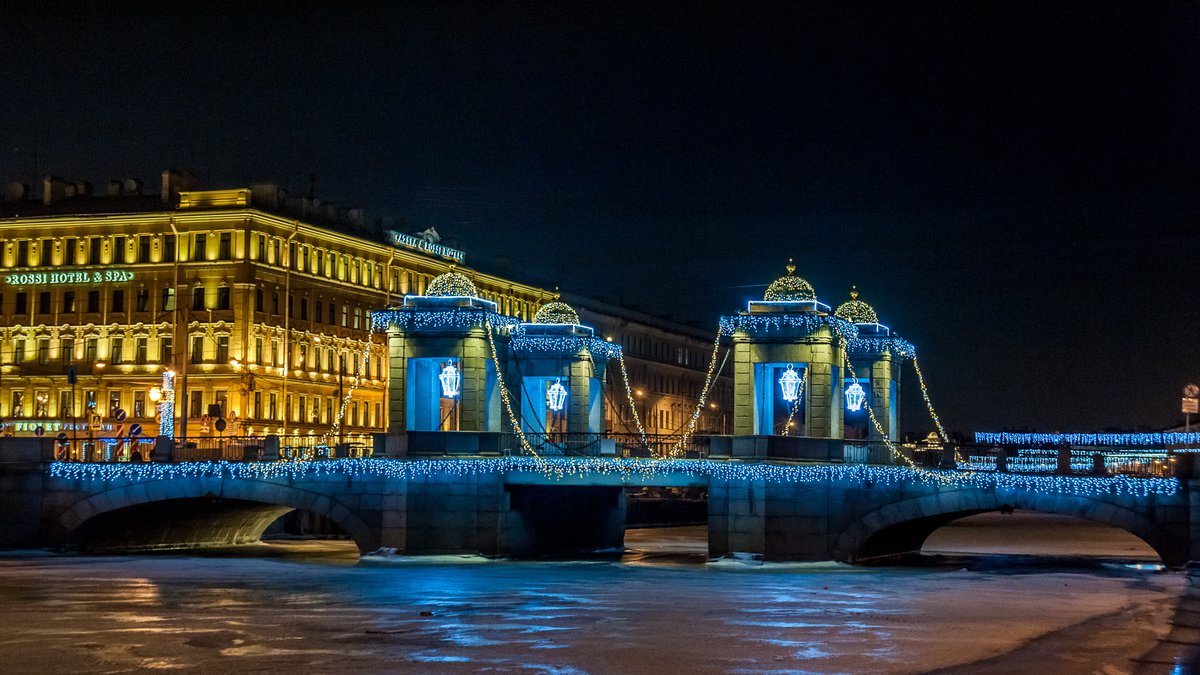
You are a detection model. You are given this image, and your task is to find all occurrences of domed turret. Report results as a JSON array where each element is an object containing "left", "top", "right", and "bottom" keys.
[
  {"left": 425, "top": 269, "right": 478, "bottom": 298},
  {"left": 534, "top": 300, "right": 580, "bottom": 325},
  {"left": 763, "top": 259, "right": 817, "bottom": 302},
  {"left": 834, "top": 287, "right": 878, "bottom": 324}
]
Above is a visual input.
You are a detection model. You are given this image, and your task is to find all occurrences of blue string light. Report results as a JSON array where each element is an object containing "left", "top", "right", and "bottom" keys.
[
  {"left": 508, "top": 335, "right": 622, "bottom": 359},
  {"left": 47, "top": 458, "right": 1180, "bottom": 497},
  {"left": 846, "top": 335, "right": 916, "bottom": 359},
  {"left": 719, "top": 313, "right": 858, "bottom": 342},
  {"left": 975, "top": 431, "right": 1200, "bottom": 447},
  {"left": 370, "top": 308, "right": 520, "bottom": 332}
]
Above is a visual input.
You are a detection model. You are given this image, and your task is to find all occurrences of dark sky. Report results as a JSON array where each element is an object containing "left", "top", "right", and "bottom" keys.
[{"left": 2, "top": 3, "right": 1198, "bottom": 435}]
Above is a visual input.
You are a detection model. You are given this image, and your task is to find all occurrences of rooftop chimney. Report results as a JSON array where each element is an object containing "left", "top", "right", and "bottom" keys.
[
  {"left": 43, "top": 176, "right": 68, "bottom": 205},
  {"left": 160, "top": 169, "right": 199, "bottom": 203}
]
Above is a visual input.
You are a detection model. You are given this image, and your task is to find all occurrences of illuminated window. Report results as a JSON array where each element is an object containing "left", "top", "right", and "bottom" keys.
[
  {"left": 85, "top": 390, "right": 96, "bottom": 413},
  {"left": 59, "top": 391, "right": 72, "bottom": 418},
  {"left": 32, "top": 391, "right": 47, "bottom": 419},
  {"left": 11, "top": 391, "right": 24, "bottom": 416},
  {"left": 161, "top": 287, "right": 175, "bottom": 311},
  {"left": 133, "top": 391, "right": 146, "bottom": 418}
]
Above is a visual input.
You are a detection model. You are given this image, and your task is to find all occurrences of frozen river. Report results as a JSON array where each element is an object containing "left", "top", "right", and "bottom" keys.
[{"left": 0, "top": 513, "right": 1195, "bottom": 674}]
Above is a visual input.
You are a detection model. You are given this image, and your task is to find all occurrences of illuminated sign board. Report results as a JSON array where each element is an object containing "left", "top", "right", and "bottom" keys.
[
  {"left": 4, "top": 269, "right": 134, "bottom": 286},
  {"left": 386, "top": 230, "right": 465, "bottom": 263}
]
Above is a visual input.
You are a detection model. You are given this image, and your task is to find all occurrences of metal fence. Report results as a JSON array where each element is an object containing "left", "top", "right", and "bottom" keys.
[{"left": 607, "top": 432, "right": 710, "bottom": 458}]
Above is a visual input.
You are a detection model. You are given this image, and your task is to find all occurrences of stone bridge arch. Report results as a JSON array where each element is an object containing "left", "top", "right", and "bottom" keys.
[
  {"left": 51, "top": 476, "right": 380, "bottom": 554},
  {"left": 831, "top": 487, "right": 1183, "bottom": 566}
]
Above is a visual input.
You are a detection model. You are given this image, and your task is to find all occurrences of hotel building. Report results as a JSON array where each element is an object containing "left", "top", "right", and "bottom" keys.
[
  {"left": 0, "top": 170, "right": 733, "bottom": 456},
  {"left": 0, "top": 171, "right": 547, "bottom": 452}
]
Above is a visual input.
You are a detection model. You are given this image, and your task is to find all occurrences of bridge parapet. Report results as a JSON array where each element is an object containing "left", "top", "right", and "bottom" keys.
[{"left": 3, "top": 446, "right": 1196, "bottom": 565}]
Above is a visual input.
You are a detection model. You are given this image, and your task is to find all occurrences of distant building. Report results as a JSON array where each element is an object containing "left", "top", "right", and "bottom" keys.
[{"left": 561, "top": 293, "right": 733, "bottom": 436}]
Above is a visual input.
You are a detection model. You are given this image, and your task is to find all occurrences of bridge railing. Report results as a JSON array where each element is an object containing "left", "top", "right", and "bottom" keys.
[
  {"left": 842, "top": 441, "right": 895, "bottom": 465},
  {"left": 496, "top": 432, "right": 710, "bottom": 458},
  {"left": 919, "top": 444, "right": 1181, "bottom": 478},
  {"left": 608, "top": 433, "right": 710, "bottom": 459}
]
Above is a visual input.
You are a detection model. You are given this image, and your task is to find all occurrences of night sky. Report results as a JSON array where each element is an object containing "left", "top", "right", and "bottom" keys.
[{"left": 2, "top": 3, "right": 1197, "bottom": 435}]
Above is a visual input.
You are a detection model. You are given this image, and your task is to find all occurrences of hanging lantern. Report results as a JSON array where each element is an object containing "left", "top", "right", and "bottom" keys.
[
  {"left": 547, "top": 378, "right": 568, "bottom": 412},
  {"left": 779, "top": 364, "right": 802, "bottom": 402},
  {"left": 438, "top": 361, "right": 461, "bottom": 398},
  {"left": 845, "top": 381, "right": 866, "bottom": 412}
]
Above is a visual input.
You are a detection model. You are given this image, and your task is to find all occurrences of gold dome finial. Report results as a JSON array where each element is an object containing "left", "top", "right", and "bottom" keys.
[
  {"left": 850, "top": 285, "right": 859, "bottom": 301},
  {"left": 785, "top": 258, "right": 795, "bottom": 276}
]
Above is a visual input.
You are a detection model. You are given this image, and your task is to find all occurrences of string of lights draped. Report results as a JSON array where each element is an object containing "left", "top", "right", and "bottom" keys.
[
  {"left": 912, "top": 356, "right": 950, "bottom": 445},
  {"left": 317, "top": 342, "right": 374, "bottom": 456},
  {"left": 482, "top": 318, "right": 548, "bottom": 470},
  {"left": 841, "top": 347, "right": 955, "bottom": 483},
  {"left": 615, "top": 352, "right": 648, "bottom": 449},
  {"left": 669, "top": 329, "right": 726, "bottom": 458}
]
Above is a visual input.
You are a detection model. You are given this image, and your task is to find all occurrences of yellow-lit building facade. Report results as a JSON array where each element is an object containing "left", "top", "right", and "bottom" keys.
[{"left": 0, "top": 174, "right": 548, "bottom": 453}]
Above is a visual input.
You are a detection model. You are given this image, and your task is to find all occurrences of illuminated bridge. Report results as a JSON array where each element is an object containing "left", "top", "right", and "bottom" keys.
[{"left": 0, "top": 437, "right": 1196, "bottom": 566}]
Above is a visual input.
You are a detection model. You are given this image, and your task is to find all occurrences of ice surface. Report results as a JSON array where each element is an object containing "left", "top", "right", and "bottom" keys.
[{"left": 0, "top": 518, "right": 1187, "bottom": 674}]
